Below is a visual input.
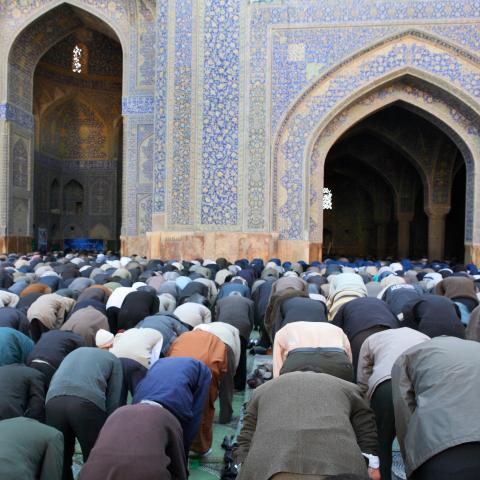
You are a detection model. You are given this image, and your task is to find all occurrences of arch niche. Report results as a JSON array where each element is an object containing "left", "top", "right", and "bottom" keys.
[
  {"left": 2, "top": 1, "right": 127, "bottom": 252},
  {"left": 273, "top": 30, "right": 480, "bottom": 264}
]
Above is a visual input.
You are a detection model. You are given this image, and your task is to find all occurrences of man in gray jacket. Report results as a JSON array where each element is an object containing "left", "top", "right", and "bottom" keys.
[
  {"left": 234, "top": 372, "right": 380, "bottom": 480},
  {"left": 46, "top": 347, "right": 123, "bottom": 480},
  {"left": 357, "top": 328, "right": 429, "bottom": 480},
  {"left": 392, "top": 336, "right": 480, "bottom": 479},
  {"left": 215, "top": 293, "right": 254, "bottom": 390}
]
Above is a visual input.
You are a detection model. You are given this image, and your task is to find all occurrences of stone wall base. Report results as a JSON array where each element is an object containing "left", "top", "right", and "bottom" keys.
[
  {"left": 120, "top": 235, "right": 148, "bottom": 257},
  {"left": 0, "top": 234, "right": 472, "bottom": 265},
  {"left": 118, "top": 231, "right": 326, "bottom": 262},
  {"left": 0, "top": 236, "right": 33, "bottom": 253},
  {"left": 465, "top": 244, "right": 480, "bottom": 265}
]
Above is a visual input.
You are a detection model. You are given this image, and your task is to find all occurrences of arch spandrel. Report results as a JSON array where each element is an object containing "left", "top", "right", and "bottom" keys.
[
  {"left": 273, "top": 30, "right": 480, "bottom": 249},
  {"left": 1, "top": 1, "right": 129, "bottom": 99}
]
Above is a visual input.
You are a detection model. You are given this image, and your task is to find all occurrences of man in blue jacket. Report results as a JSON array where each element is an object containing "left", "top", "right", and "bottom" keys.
[{"left": 133, "top": 356, "right": 211, "bottom": 455}]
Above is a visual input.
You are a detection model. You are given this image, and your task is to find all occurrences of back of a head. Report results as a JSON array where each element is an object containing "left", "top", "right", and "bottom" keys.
[{"left": 329, "top": 272, "right": 366, "bottom": 294}]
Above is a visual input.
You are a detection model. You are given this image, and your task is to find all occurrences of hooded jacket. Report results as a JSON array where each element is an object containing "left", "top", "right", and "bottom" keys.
[
  {"left": 133, "top": 357, "right": 211, "bottom": 451},
  {"left": 392, "top": 337, "right": 480, "bottom": 476},
  {"left": 401, "top": 296, "right": 465, "bottom": 339},
  {"left": 26, "top": 294, "right": 75, "bottom": 329}
]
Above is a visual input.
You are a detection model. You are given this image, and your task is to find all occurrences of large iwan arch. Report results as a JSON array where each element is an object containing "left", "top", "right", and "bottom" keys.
[
  {"left": 1, "top": 2, "right": 127, "bottom": 251},
  {"left": 273, "top": 30, "right": 480, "bottom": 263}
]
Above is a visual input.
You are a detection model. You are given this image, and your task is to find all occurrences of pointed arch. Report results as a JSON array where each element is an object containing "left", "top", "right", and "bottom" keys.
[
  {"left": 1, "top": 3, "right": 124, "bottom": 246},
  {"left": 307, "top": 80, "right": 479, "bottom": 247},
  {"left": 272, "top": 30, "right": 480, "bottom": 257},
  {"left": 5, "top": 2, "right": 126, "bottom": 112},
  {"left": 63, "top": 179, "right": 84, "bottom": 215}
]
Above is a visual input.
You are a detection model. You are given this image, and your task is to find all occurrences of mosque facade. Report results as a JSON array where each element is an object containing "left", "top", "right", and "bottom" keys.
[{"left": 1, "top": 0, "right": 480, "bottom": 263}]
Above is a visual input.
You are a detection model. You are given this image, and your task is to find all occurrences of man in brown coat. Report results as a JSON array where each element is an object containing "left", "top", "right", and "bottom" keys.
[
  {"left": 168, "top": 329, "right": 228, "bottom": 455},
  {"left": 234, "top": 372, "right": 380, "bottom": 480},
  {"left": 79, "top": 404, "right": 187, "bottom": 480}
]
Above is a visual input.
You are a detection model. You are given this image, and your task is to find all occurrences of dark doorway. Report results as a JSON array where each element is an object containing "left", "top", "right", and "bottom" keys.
[
  {"left": 32, "top": 5, "right": 123, "bottom": 250},
  {"left": 323, "top": 102, "right": 465, "bottom": 260}
]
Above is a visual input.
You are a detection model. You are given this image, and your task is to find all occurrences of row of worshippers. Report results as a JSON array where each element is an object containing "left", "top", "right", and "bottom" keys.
[
  {"left": 0, "top": 252, "right": 480, "bottom": 478},
  {"left": 0, "top": 252, "right": 260, "bottom": 480},
  {"left": 232, "top": 259, "right": 480, "bottom": 480}
]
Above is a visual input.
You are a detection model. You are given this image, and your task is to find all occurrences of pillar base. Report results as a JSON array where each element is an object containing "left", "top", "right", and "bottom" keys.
[
  {"left": 146, "top": 231, "right": 279, "bottom": 261},
  {"left": 464, "top": 244, "right": 480, "bottom": 265},
  {"left": 120, "top": 235, "right": 148, "bottom": 257},
  {"left": 0, "top": 236, "right": 33, "bottom": 253},
  {"left": 120, "top": 231, "right": 323, "bottom": 262}
]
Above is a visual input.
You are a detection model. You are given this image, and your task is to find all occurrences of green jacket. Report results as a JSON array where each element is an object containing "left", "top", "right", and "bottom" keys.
[
  {"left": 47, "top": 347, "right": 123, "bottom": 414},
  {"left": 0, "top": 417, "right": 63, "bottom": 480}
]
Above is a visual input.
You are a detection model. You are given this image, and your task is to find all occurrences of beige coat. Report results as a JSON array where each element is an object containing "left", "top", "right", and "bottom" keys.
[
  {"left": 273, "top": 322, "right": 352, "bottom": 378},
  {"left": 392, "top": 337, "right": 480, "bottom": 476},
  {"left": 61, "top": 306, "right": 110, "bottom": 347},
  {"left": 27, "top": 293, "right": 75, "bottom": 329},
  {"left": 326, "top": 273, "right": 367, "bottom": 320},
  {"left": 173, "top": 302, "right": 211, "bottom": 328},
  {"left": 110, "top": 328, "right": 163, "bottom": 368},
  {"left": 356, "top": 327, "right": 429, "bottom": 399}
]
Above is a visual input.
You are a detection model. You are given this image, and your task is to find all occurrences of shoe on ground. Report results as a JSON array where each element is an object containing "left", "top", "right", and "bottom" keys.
[{"left": 189, "top": 447, "right": 212, "bottom": 458}]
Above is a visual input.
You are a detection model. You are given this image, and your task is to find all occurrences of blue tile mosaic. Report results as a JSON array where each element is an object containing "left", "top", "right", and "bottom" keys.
[
  {"left": 170, "top": 0, "right": 194, "bottom": 226},
  {"left": 122, "top": 96, "right": 155, "bottom": 115},
  {"left": 199, "top": 0, "right": 240, "bottom": 225},
  {"left": 154, "top": 0, "right": 169, "bottom": 215}
]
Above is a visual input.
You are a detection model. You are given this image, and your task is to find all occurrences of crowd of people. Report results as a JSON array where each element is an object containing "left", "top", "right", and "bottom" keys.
[{"left": 0, "top": 252, "right": 480, "bottom": 480}]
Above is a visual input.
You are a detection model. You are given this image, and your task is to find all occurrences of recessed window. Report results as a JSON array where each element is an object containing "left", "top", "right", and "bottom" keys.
[
  {"left": 323, "top": 187, "right": 333, "bottom": 210},
  {"left": 63, "top": 180, "right": 84, "bottom": 215},
  {"left": 72, "top": 43, "right": 88, "bottom": 74}
]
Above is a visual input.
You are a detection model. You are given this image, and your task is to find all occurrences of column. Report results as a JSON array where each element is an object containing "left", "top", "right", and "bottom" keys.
[
  {"left": 426, "top": 209, "right": 449, "bottom": 261},
  {"left": 396, "top": 213, "right": 413, "bottom": 259},
  {"left": 376, "top": 222, "right": 387, "bottom": 259}
]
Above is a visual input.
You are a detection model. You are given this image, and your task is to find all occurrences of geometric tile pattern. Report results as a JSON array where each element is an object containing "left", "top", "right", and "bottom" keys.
[
  {"left": 153, "top": 0, "right": 169, "bottom": 215},
  {"left": 199, "top": 0, "right": 240, "bottom": 226},
  {"left": 3, "top": 0, "right": 480, "bottom": 247},
  {"left": 170, "top": 0, "right": 194, "bottom": 226}
]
